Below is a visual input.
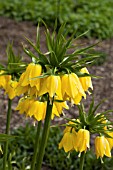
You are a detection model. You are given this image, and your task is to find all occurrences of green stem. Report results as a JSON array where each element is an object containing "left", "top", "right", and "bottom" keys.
[
  {"left": 35, "top": 96, "right": 53, "bottom": 170},
  {"left": 80, "top": 152, "right": 85, "bottom": 170},
  {"left": 30, "top": 121, "right": 42, "bottom": 170},
  {"left": 3, "top": 99, "right": 12, "bottom": 170}
]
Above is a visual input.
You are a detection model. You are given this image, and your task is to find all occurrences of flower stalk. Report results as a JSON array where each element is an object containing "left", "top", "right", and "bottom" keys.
[
  {"left": 3, "top": 99, "right": 12, "bottom": 170},
  {"left": 80, "top": 151, "right": 85, "bottom": 170},
  {"left": 30, "top": 120, "right": 42, "bottom": 170},
  {"left": 35, "top": 95, "right": 54, "bottom": 170}
]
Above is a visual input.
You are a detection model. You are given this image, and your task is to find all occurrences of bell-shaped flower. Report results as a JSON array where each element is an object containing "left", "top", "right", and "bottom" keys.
[
  {"left": 51, "top": 101, "right": 69, "bottom": 119},
  {"left": 16, "top": 83, "right": 39, "bottom": 97},
  {"left": 95, "top": 136, "right": 111, "bottom": 158},
  {"left": 18, "top": 63, "right": 42, "bottom": 90},
  {"left": 4, "top": 80, "right": 18, "bottom": 99},
  {"left": 15, "top": 83, "right": 29, "bottom": 96},
  {"left": 16, "top": 97, "right": 47, "bottom": 121},
  {"left": 106, "top": 132, "right": 113, "bottom": 150},
  {"left": 15, "top": 98, "right": 35, "bottom": 114},
  {"left": 59, "top": 128, "right": 77, "bottom": 152},
  {"left": 27, "top": 101, "right": 47, "bottom": 121},
  {"left": 38, "top": 75, "right": 62, "bottom": 98},
  {"left": 75, "top": 129, "right": 90, "bottom": 152},
  {"left": 61, "top": 73, "right": 86, "bottom": 104},
  {"left": 0, "top": 71, "right": 11, "bottom": 89},
  {"left": 79, "top": 67, "right": 93, "bottom": 92}
]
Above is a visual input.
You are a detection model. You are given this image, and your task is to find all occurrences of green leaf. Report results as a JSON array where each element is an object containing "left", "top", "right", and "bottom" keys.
[
  {"left": 23, "top": 47, "right": 39, "bottom": 61},
  {"left": 70, "top": 42, "right": 100, "bottom": 56},
  {"left": 92, "top": 99, "right": 106, "bottom": 114},
  {"left": 24, "top": 36, "right": 49, "bottom": 64},
  {"left": 57, "top": 23, "right": 66, "bottom": 42},
  {"left": 75, "top": 30, "right": 89, "bottom": 40},
  {"left": 88, "top": 97, "right": 94, "bottom": 116},
  {"left": 0, "top": 134, "right": 15, "bottom": 142},
  {"left": 36, "top": 23, "right": 40, "bottom": 49}
]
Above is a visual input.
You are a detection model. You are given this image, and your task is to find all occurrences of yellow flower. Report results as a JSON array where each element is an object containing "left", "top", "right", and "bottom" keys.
[
  {"left": 28, "top": 86, "right": 39, "bottom": 97},
  {"left": 0, "top": 71, "right": 11, "bottom": 89},
  {"left": 0, "top": 71, "right": 18, "bottom": 99},
  {"left": 27, "top": 101, "right": 47, "bottom": 121},
  {"left": 19, "top": 63, "right": 42, "bottom": 89},
  {"left": 75, "top": 129, "right": 90, "bottom": 152},
  {"left": 63, "top": 119, "right": 79, "bottom": 133},
  {"left": 71, "top": 94, "right": 82, "bottom": 105},
  {"left": 16, "top": 97, "right": 47, "bottom": 121},
  {"left": 59, "top": 128, "right": 77, "bottom": 152},
  {"left": 106, "top": 132, "right": 113, "bottom": 150},
  {"left": 95, "top": 136, "right": 111, "bottom": 158},
  {"left": 38, "top": 75, "right": 62, "bottom": 98},
  {"left": 4, "top": 80, "right": 18, "bottom": 99},
  {"left": 29, "top": 64, "right": 42, "bottom": 90},
  {"left": 79, "top": 67, "right": 93, "bottom": 92},
  {"left": 15, "top": 98, "right": 35, "bottom": 114},
  {"left": 15, "top": 83, "right": 29, "bottom": 96},
  {"left": 51, "top": 101, "right": 69, "bottom": 119},
  {"left": 61, "top": 73, "right": 86, "bottom": 104}
]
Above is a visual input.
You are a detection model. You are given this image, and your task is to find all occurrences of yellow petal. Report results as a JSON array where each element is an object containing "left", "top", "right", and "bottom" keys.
[
  {"left": 38, "top": 78, "right": 48, "bottom": 97},
  {"left": 79, "top": 67, "right": 93, "bottom": 91},
  {"left": 61, "top": 74, "right": 68, "bottom": 98},
  {"left": 76, "top": 129, "right": 90, "bottom": 152},
  {"left": 51, "top": 103, "right": 60, "bottom": 119},
  {"left": 59, "top": 132, "right": 76, "bottom": 152},
  {"left": 106, "top": 132, "right": 113, "bottom": 150},
  {"left": 29, "top": 64, "right": 42, "bottom": 90},
  {"left": 5, "top": 80, "right": 18, "bottom": 99},
  {"left": 95, "top": 136, "right": 111, "bottom": 158},
  {"left": 104, "top": 138, "right": 111, "bottom": 157},
  {"left": 46, "top": 75, "right": 58, "bottom": 97}
]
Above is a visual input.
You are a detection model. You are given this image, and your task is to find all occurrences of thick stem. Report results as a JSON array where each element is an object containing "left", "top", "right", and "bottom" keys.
[
  {"left": 35, "top": 97, "right": 53, "bottom": 170},
  {"left": 3, "top": 99, "right": 12, "bottom": 170},
  {"left": 30, "top": 121, "right": 42, "bottom": 170},
  {"left": 79, "top": 152, "right": 85, "bottom": 170}
]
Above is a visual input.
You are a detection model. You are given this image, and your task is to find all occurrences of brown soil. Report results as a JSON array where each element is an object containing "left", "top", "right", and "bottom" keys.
[{"left": 0, "top": 16, "right": 113, "bottom": 133}]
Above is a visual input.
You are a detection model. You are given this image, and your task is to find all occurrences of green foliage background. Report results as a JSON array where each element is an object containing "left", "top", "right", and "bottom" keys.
[{"left": 0, "top": 0, "right": 113, "bottom": 39}]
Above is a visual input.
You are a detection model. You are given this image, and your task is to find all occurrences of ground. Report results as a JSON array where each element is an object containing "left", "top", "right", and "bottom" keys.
[{"left": 0, "top": 16, "right": 113, "bottom": 134}]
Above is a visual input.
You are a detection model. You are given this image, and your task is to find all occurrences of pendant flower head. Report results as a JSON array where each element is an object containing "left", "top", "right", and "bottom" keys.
[
  {"left": 0, "top": 71, "right": 11, "bottom": 87},
  {"left": 27, "top": 100, "right": 47, "bottom": 121},
  {"left": 4, "top": 80, "right": 18, "bottom": 99},
  {"left": 16, "top": 97, "right": 47, "bottom": 121},
  {"left": 75, "top": 129, "right": 90, "bottom": 153},
  {"left": 51, "top": 101, "right": 69, "bottom": 119},
  {"left": 79, "top": 67, "right": 93, "bottom": 92},
  {"left": 15, "top": 98, "right": 35, "bottom": 114},
  {"left": 59, "top": 128, "right": 77, "bottom": 152},
  {"left": 106, "top": 132, "right": 113, "bottom": 150},
  {"left": 38, "top": 75, "right": 62, "bottom": 98},
  {"left": 0, "top": 71, "right": 11, "bottom": 89},
  {"left": 0, "top": 72, "right": 18, "bottom": 99},
  {"left": 61, "top": 73, "right": 86, "bottom": 104},
  {"left": 17, "top": 63, "right": 42, "bottom": 94},
  {"left": 95, "top": 136, "right": 111, "bottom": 158}
]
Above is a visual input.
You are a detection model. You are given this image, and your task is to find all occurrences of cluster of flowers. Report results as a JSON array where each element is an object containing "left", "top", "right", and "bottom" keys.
[
  {"left": 1, "top": 24, "right": 113, "bottom": 170},
  {"left": 0, "top": 63, "right": 93, "bottom": 121},
  {"left": 59, "top": 119, "right": 113, "bottom": 159}
]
